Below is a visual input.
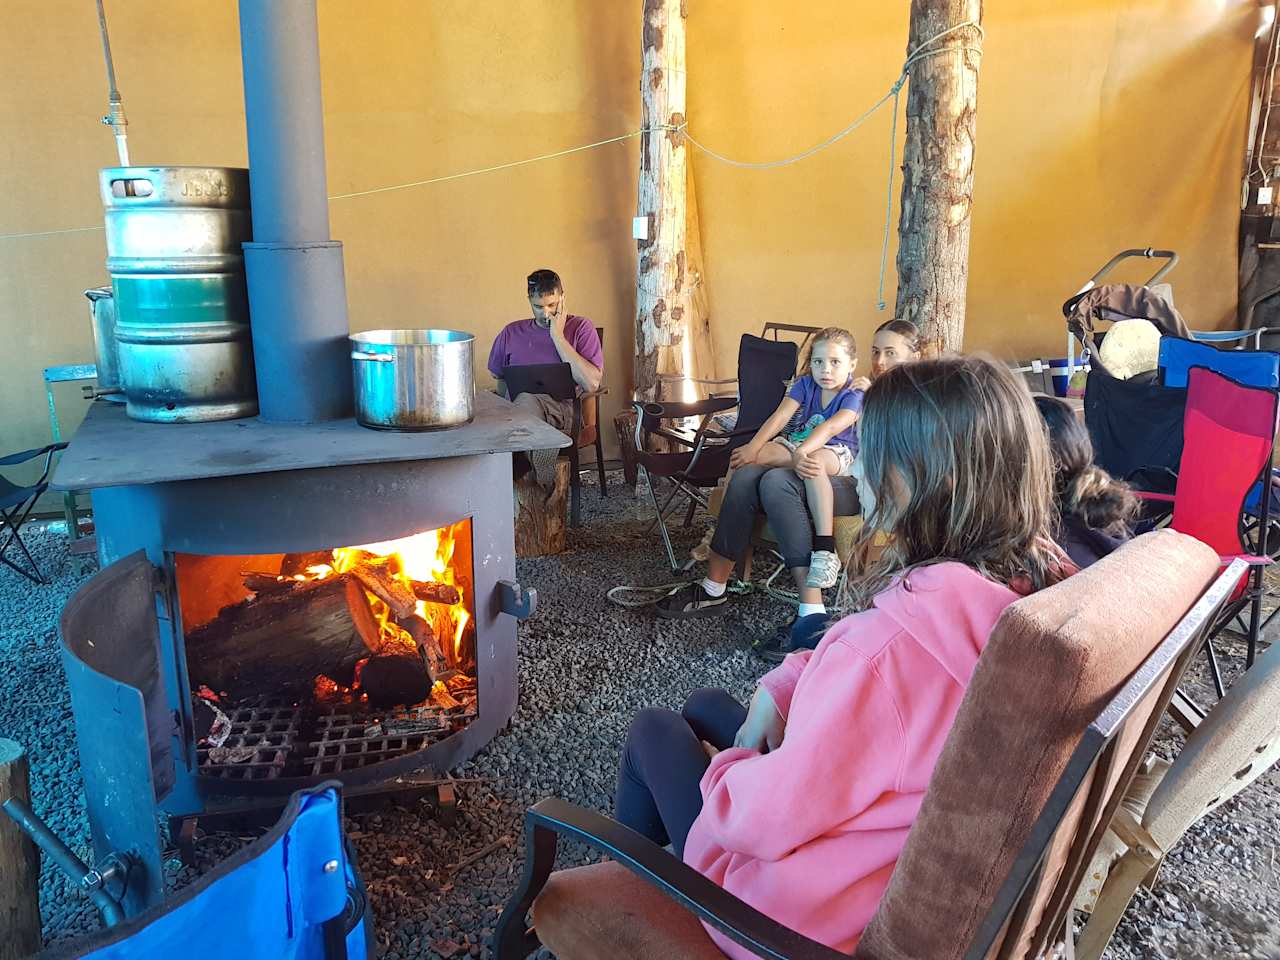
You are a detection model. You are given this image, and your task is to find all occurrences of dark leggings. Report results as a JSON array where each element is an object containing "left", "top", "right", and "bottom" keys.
[{"left": 614, "top": 688, "right": 747, "bottom": 857}]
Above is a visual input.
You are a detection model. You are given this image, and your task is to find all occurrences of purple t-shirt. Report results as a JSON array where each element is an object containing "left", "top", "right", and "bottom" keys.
[
  {"left": 784, "top": 375, "right": 865, "bottom": 454},
  {"left": 487, "top": 315, "right": 604, "bottom": 378}
]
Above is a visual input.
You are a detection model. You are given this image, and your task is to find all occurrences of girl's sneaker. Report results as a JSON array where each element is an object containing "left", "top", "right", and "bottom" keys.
[{"left": 805, "top": 550, "right": 841, "bottom": 589}]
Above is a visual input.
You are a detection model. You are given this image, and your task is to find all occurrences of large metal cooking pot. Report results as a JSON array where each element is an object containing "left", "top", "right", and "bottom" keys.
[{"left": 350, "top": 329, "right": 475, "bottom": 431}]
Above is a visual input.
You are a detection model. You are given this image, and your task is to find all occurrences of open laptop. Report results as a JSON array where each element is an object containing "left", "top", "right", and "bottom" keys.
[{"left": 500, "top": 362, "right": 576, "bottom": 401}]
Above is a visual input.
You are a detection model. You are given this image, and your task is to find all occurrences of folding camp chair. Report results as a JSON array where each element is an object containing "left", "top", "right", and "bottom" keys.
[
  {"left": 1188, "top": 327, "right": 1278, "bottom": 351},
  {"left": 1075, "top": 645, "right": 1280, "bottom": 960},
  {"left": 1156, "top": 337, "right": 1280, "bottom": 559},
  {"left": 1158, "top": 336, "right": 1280, "bottom": 390},
  {"left": 654, "top": 322, "right": 819, "bottom": 403},
  {"left": 492, "top": 533, "right": 1237, "bottom": 960},
  {"left": 22, "top": 783, "right": 372, "bottom": 960},
  {"left": 634, "top": 334, "right": 798, "bottom": 571},
  {"left": 1136, "top": 366, "right": 1280, "bottom": 697},
  {"left": 0, "top": 441, "right": 68, "bottom": 584}
]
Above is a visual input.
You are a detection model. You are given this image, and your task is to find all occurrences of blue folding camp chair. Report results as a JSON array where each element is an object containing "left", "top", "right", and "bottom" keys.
[
  {"left": 1158, "top": 336, "right": 1280, "bottom": 390},
  {"left": 27, "top": 784, "right": 372, "bottom": 960},
  {"left": 0, "top": 442, "right": 68, "bottom": 583}
]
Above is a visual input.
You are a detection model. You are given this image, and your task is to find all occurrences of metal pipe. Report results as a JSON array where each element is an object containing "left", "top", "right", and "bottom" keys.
[
  {"left": 95, "top": 0, "right": 130, "bottom": 166},
  {"left": 2, "top": 798, "right": 126, "bottom": 927},
  {"left": 237, "top": 0, "right": 353, "bottom": 421},
  {"left": 237, "top": 0, "right": 332, "bottom": 243}
]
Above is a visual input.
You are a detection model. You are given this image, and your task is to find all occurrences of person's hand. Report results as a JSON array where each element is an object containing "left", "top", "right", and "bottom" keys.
[
  {"left": 733, "top": 686, "right": 785, "bottom": 753},
  {"left": 548, "top": 298, "right": 568, "bottom": 341},
  {"left": 730, "top": 444, "right": 759, "bottom": 469},
  {"left": 793, "top": 447, "right": 822, "bottom": 479},
  {"left": 852, "top": 376, "right": 872, "bottom": 392},
  {"left": 701, "top": 740, "right": 721, "bottom": 759}
]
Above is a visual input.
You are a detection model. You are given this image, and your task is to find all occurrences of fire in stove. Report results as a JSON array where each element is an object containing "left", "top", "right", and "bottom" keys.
[{"left": 175, "top": 521, "right": 479, "bottom": 780}]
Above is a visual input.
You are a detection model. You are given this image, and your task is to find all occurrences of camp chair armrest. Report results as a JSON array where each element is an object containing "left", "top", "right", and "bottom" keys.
[
  {"left": 1219, "top": 553, "right": 1272, "bottom": 566},
  {"left": 494, "top": 797, "right": 847, "bottom": 960},
  {"left": 570, "top": 389, "right": 607, "bottom": 437},
  {"left": 637, "top": 397, "right": 739, "bottom": 420},
  {"left": 656, "top": 374, "right": 740, "bottom": 387},
  {"left": 0, "top": 442, "right": 67, "bottom": 467}
]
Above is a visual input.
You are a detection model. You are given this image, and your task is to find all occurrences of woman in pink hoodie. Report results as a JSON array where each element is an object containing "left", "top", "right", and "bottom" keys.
[{"left": 614, "top": 355, "right": 1067, "bottom": 957}]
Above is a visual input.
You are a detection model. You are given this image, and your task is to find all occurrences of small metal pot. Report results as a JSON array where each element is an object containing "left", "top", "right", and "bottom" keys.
[{"left": 350, "top": 329, "right": 475, "bottom": 431}]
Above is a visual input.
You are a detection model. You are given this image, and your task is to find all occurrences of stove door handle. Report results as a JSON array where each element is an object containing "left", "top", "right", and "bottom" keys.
[{"left": 498, "top": 580, "right": 537, "bottom": 620}]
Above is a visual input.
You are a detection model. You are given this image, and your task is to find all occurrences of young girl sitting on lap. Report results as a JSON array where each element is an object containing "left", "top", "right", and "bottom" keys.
[{"left": 729, "top": 327, "right": 864, "bottom": 589}]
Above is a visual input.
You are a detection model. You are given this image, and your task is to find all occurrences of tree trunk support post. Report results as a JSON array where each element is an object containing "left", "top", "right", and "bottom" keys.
[
  {"left": 894, "top": 1, "right": 984, "bottom": 354},
  {"left": 0, "top": 739, "right": 41, "bottom": 960},
  {"left": 635, "top": 0, "right": 716, "bottom": 405}
]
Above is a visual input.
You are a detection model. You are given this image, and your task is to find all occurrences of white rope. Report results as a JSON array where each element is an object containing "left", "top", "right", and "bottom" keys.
[
  {"left": 0, "top": 224, "right": 105, "bottom": 241},
  {"left": 327, "top": 128, "right": 662, "bottom": 200},
  {"left": 877, "top": 79, "right": 905, "bottom": 311},
  {"left": 0, "top": 21, "right": 983, "bottom": 242},
  {"left": 606, "top": 576, "right": 754, "bottom": 609}
]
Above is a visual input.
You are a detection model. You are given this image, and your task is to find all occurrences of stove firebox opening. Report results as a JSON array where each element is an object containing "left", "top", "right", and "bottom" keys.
[{"left": 174, "top": 519, "right": 477, "bottom": 782}]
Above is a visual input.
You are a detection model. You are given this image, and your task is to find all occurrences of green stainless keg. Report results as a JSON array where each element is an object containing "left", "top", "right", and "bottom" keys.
[{"left": 100, "top": 166, "right": 258, "bottom": 422}]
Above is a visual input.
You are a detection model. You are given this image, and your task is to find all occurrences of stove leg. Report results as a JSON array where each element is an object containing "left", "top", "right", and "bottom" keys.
[
  {"left": 435, "top": 781, "right": 457, "bottom": 827},
  {"left": 174, "top": 818, "right": 199, "bottom": 869}
]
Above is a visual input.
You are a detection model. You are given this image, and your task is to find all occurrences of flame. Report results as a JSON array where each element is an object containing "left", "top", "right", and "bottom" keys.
[{"left": 291, "top": 521, "right": 473, "bottom": 701}]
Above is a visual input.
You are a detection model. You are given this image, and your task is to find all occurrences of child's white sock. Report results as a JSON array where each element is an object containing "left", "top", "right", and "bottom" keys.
[
  {"left": 701, "top": 578, "right": 727, "bottom": 598},
  {"left": 797, "top": 602, "right": 826, "bottom": 619}
]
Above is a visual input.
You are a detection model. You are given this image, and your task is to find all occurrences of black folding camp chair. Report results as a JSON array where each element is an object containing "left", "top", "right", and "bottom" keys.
[
  {"left": 634, "top": 335, "right": 798, "bottom": 571},
  {"left": 0, "top": 442, "right": 67, "bottom": 584}
]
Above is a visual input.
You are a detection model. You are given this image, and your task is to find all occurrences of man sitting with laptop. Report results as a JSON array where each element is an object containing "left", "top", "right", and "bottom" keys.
[{"left": 488, "top": 268, "right": 604, "bottom": 487}]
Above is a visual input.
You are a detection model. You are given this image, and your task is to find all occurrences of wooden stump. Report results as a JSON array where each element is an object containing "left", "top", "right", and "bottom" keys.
[
  {"left": 515, "top": 459, "right": 569, "bottom": 557},
  {"left": 0, "top": 740, "right": 41, "bottom": 960},
  {"left": 614, "top": 409, "right": 639, "bottom": 487}
]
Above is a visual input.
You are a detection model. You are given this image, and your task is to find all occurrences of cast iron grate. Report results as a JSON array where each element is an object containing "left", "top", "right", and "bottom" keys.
[
  {"left": 304, "top": 704, "right": 456, "bottom": 776},
  {"left": 197, "top": 692, "right": 479, "bottom": 780},
  {"left": 197, "top": 699, "right": 301, "bottom": 781}
]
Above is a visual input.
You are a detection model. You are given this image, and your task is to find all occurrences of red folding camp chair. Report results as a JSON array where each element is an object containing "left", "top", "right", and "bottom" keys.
[{"left": 1137, "top": 366, "right": 1279, "bottom": 697}]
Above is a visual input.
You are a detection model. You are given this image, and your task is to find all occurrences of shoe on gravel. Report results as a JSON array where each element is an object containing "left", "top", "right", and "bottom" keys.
[
  {"left": 655, "top": 581, "right": 731, "bottom": 619},
  {"left": 751, "top": 619, "right": 797, "bottom": 663}
]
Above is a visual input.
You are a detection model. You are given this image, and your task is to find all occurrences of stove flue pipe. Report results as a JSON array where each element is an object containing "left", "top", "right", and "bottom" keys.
[{"left": 238, "top": 0, "right": 353, "bottom": 422}]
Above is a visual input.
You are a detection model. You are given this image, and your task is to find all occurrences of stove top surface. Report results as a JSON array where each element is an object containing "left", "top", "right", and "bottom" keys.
[{"left": 53, "top": 390, "right": 570, "bottom": 491}]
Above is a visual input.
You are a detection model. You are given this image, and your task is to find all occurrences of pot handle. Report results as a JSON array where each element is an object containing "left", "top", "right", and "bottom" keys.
[{"left": 351, "top": 351, "right": 396, "bottom": 363}]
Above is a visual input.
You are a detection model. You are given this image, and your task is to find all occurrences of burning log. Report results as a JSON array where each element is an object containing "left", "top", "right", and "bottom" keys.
[
  {"left": 431, "top": 682, "right": 464, "bottom": 711},
  {"left": 401, "top": 614, "right": 448, "bottom": 676},
  {"left": 279, "top": 551, "right": 333, "bottom": 576},
  {"left": 349, "top": 561, "right": 418, "bottom": 619},
  {"left": 412, "top": 581, "right": 460, "bottom": 606},
  {"left": 186, "top": 573, "right": 377, "bottom": 699},
  {"left": 242, "top": 572, "right": 295, "bottom": 596},
  {"left": 359, "top": 654, "right": 431, "bottom": 709}
]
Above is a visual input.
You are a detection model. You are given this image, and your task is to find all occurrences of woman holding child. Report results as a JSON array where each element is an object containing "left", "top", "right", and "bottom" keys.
[
  {"left": 656, "top": 318, "right": 923, "bottom": 657},
  {"left": 619, "top": 354, "right": 1071, "bottom": 957}
]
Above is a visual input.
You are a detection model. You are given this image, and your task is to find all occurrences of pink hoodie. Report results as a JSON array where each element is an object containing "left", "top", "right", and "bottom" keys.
[{"left": 682, "top": 562, "right": 1022, "bottom": 958}]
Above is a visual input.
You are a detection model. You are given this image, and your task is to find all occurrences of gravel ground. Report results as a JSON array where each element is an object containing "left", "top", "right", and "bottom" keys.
[{"left": 1, "top": 472, "right": 1278, "bottom": 959}]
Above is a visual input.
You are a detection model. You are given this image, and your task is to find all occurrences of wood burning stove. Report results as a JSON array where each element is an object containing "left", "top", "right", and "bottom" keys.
[{"left": 51, "top": 392, "right": 563, "bottom": 915}]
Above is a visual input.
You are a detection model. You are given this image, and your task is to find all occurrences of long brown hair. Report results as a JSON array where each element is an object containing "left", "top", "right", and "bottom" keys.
[
  {"left": 1034, "top": 395, "right": 1138, "bottom": 536},
  {"left": 839, "top": 355, "right": 1059, "bottom": 611}
]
